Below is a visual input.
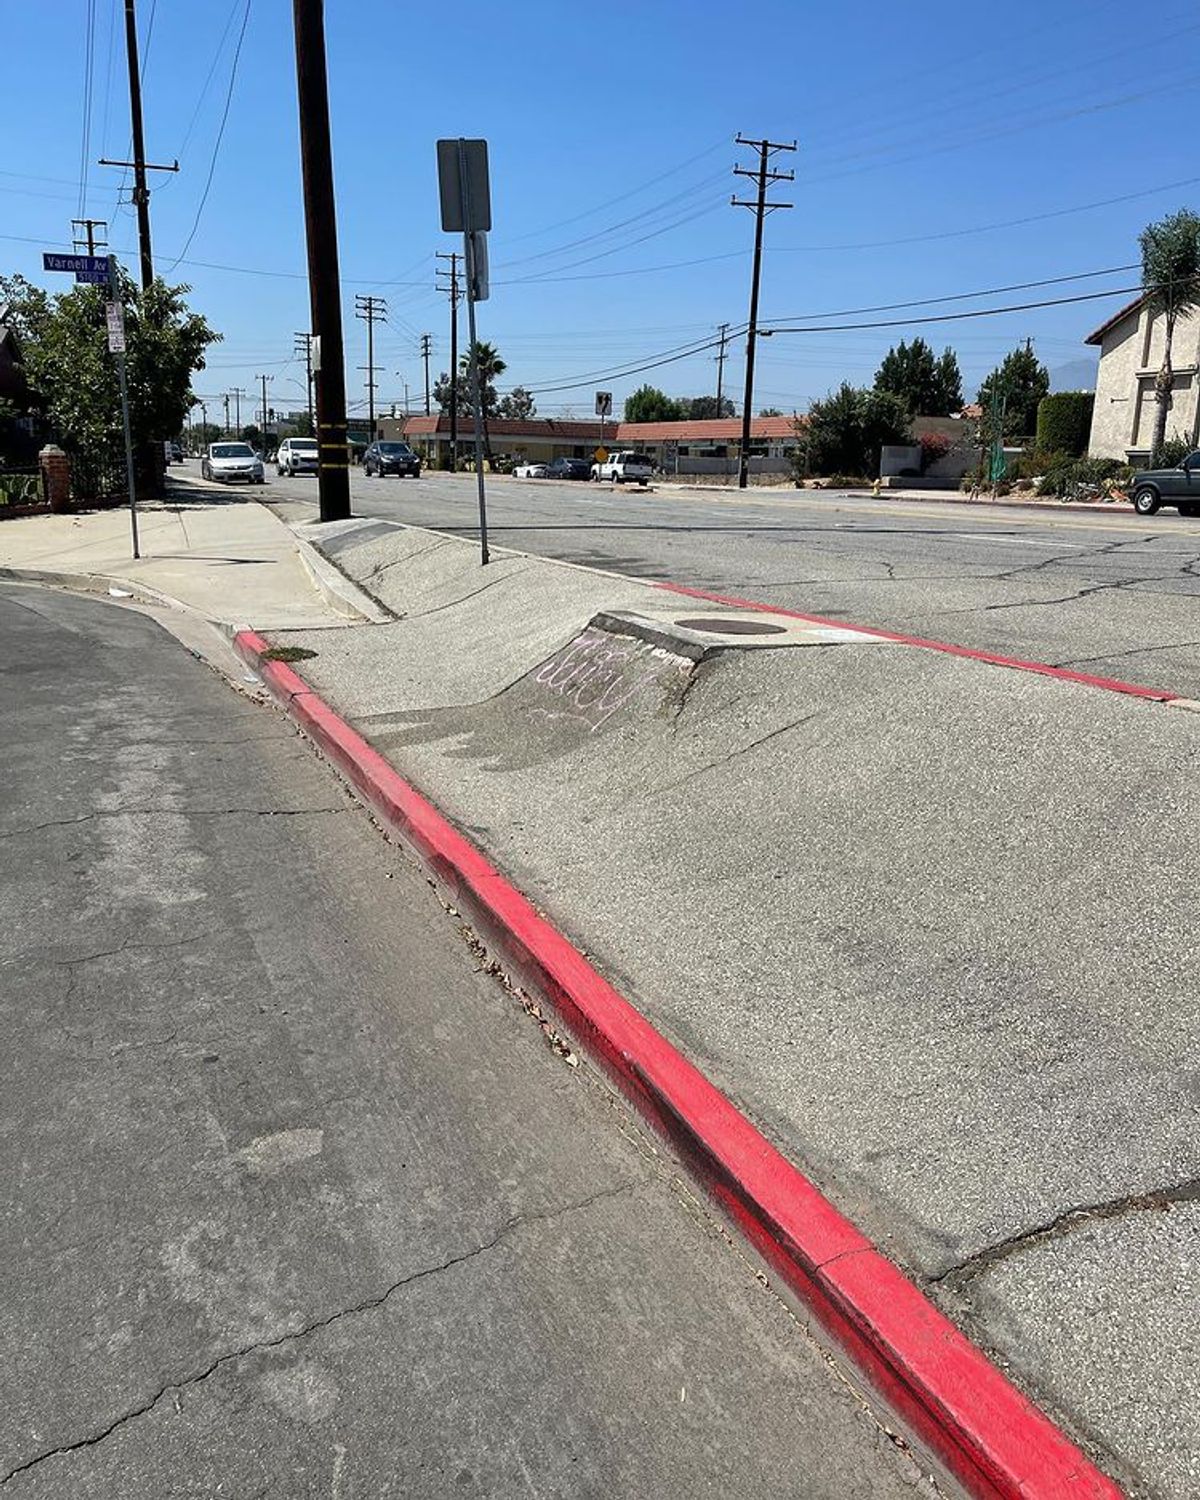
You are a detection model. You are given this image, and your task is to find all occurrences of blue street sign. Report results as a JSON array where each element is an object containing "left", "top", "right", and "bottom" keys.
[
  {"left": 74, "top": 269, "right": 110, "bottom": 285},
  {"left": 42, "top": 252, "right": 110, "bottom": 276}
]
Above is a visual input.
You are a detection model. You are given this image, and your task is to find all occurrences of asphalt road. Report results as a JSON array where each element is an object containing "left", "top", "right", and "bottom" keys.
[
  {"left": 243, "top": 464, "right": 1200, "bottom": 699},
  {"left": 0, "top": 582, "right": 931, "bottom": 1498}
]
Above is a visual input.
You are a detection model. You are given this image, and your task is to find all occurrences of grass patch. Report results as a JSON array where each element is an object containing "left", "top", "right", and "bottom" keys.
[{"left": 262, "top": 645, "right": 318, "bottom": 663}]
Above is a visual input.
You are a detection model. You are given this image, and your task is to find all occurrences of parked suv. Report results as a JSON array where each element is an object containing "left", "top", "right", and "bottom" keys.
[
  {"left": 363, "top": 440, "right": 421, "bottom": 478},
  {"left": 1130, "top": 451, "right": 1200, "bottom": 515},
  {"left": 590, "top": 450, "right": 655, "bottom": 485},
  {"left": 277, "top": 436, "right": 319, "bottom": 477}
]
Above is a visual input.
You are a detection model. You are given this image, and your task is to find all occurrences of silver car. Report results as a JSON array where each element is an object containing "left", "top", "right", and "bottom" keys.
[{"left": 201, "top": 441, "right": 265, "bottom": 485}]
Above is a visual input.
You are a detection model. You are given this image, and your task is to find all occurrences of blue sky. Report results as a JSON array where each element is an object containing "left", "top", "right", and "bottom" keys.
[{"left": 5, "top": 0, "right": 1200, "bottom": 423}]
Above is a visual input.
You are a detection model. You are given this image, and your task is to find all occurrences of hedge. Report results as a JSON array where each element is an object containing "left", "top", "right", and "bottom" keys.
[{"left": 1035, "top": 391, "right": 1095, "bottom": 459}]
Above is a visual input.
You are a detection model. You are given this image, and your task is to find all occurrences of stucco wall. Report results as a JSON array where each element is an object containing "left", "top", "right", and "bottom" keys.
[{"left": 1088, "top": 306, "right": 1200, "bottom": 459}]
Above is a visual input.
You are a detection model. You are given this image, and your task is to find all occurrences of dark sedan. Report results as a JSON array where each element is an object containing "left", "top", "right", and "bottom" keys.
[
  {"left": 364, "top": 441, "right": 422, "bottom": 478},
  {"left": 546, "top": 456, "right": 592, "bottom": 481}
]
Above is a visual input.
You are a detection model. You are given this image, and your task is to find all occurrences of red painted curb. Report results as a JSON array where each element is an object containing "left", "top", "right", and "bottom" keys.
[
  {"left": 655, "top": 583, "right": 1177, "bottom": 703},
  {"left": 234, "top": 627, "right": 1124, "bottom": 1499}
]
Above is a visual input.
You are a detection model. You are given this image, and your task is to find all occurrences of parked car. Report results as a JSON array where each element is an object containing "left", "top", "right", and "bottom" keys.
[
  {"left": 163, "top": 440, "right": 183, "bottom": 464},
  {"left": 514, "top": 461, "right": 550, "bottom": 479},
  {"left": 1130, "top": 451, "right": 1200, "bottom": 515},
  {"left": 277, "top": 436, "right": 319, "bottom": 477},
  {"left": 590, "top": 450, "right": 655, "bottom": 485},
  {"left": 201, "top": 441, "right": 265, "bottom": 485},
  {"left": 546, "top": 457, "right": 591, "bottom": 481},
  {"left": 363, "top": 440, "right": 422, "bottom": 478}
]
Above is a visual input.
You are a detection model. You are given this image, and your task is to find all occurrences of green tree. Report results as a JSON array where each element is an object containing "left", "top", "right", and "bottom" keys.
[
  {"left": 623, "top": 385, "right": 685, "bottom": 423},
  {"left": 758, "top": 406, "right": 783, "bottom": 417},
  {"left": 799, "top": 384, "right": 911, "bottom": 478},
  {"left": 683, "top": 395, "right": 735, "bottom": 419},
  {"left": 0, "top": 270, "right": 218, "bottom": 499},
  {"left": 497, "top": 385, "right": 536, "bottom": 420},
  {"left": 240, "top": 424, "right": 263, "bottom": 450},
  {"left": 874, "top": 338, "right": 962, "bottom": 416},
  {"left": 190, "top": 421, "right": 222, "bottom": 452},
  {"left": 977, "top": 342, "right": 1049, "bottom": 441},
  {"left": 1139, "top": 209, "right": 1200, "bottom": 464}
]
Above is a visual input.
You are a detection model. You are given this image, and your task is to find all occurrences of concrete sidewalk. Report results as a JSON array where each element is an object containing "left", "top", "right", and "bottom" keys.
[
  {"left": 263, "top": 519, "right": 1198, "bottom": 1499},
  {"left": 0, "top": 492, "right": 347, "bottom": 631}
]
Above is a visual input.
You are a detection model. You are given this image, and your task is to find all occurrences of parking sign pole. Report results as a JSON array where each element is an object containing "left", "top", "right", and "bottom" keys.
[
  {"left": 107, "top": 256, "right": 140, "bottom": 559},
  {"left": 458, "top": 138, "right": 490, "bottom": 566}
]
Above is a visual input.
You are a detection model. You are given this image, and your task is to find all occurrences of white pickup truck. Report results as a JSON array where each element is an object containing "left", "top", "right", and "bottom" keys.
[{"left": 591, "top": 450, "right": 655, "bottom": 485}]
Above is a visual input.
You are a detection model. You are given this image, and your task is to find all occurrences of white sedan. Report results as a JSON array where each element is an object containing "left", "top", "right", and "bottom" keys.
[
  {"left": 201, "top": 441, "right": 265, "bottom": 485},
  {"left": 513, "top": 461, "right": 549, "bottom": 479}
]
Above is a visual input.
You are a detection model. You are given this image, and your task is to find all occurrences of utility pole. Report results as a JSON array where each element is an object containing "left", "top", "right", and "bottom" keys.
[
  {"left": 97, "top": 0, "right": 179, "bottom": 290},
  {"left": 732, "top": 135, "right": 795, "bottom": 488},
  {"left": 354, "top": 294, "right": 387, "bottom": 441},
  {"left": 292, "top": 0, "right": 350, "bottom": 522},
  {"left": 294, "top": 331, "right": 314, "bottom": 433},
  {"left": 72, "top": 218, "right": 108, "bottom": 256},
  {"left": 256, "top": 373, "right": 273, "bottom": 447},
  {"left": 420, "top": 333, "right": 432, "bottom": 415},
  {"left": 222, "top": 393, "right": 230, "bottom": 437},
  {"left": 231, "top": 386, "right": 245, "bottom": 433},
  {"left": 436, "top": 253, "right": 462, "bottom": 470},
  {"left": 714, "top": 322, "right": 730, "bottom": 413}
]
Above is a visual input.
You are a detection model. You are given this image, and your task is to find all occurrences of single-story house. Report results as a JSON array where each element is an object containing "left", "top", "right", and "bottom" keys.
[{"left": 1085, "top": 296, "right": 1200, "bottom": 462}]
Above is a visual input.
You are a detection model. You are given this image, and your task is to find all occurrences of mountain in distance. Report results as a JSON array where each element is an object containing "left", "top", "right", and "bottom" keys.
[{"left": 1048, "top": 356, "right": 1097, "bottom": 393}]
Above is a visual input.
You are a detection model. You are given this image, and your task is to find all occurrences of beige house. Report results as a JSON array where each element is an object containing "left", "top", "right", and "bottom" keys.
[{"left": 1086, "top": 296, "right": 1200, "bottom": 460}]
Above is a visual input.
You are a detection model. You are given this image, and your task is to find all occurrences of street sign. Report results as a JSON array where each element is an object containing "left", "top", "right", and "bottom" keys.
[
  {"left": 311, "top": 334, "right": 322, "bottom": 373},
  {"left": 75, "top": 269, "right": 109, "bottom": 285},
  {"left": 436, "top": 139, "right": 491, "bottom": 232},
  {"left": 43, "top": 252, "right": 110, "bottom": 276},
  {"left": 105, "top": 302, "right": 126, "bottom": 354},
  {"left": 595, "top": 391, "right": 612, "bottom": 417},
  {"left": 594, "top": 447, "right": 609, "bottom": 464}
]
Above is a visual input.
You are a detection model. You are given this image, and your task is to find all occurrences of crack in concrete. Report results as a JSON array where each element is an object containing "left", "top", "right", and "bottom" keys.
[
  {"left": 0, "top": 1182, "right": 634, "bottom": 1487},
  {"left": 404, "top": 566, "right": 531, "bottom": 620},
  {"left": 649, "top": 711, "right": 822, "bottom": 798},
  {"left": 931, "top": 1177, "right": 1200, "bottom": 1287},
  {"left": 0, "top": 807, "right": 345, "bottom": 840}
]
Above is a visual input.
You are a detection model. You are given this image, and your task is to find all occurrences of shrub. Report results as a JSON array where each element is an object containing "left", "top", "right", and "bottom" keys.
[
  {"left": 918, "top": 431, "right": 951, "bottom": 471},
  {"left": 1035, "top": 456, "right": 1132, "bottom": 497},
  {"left": 1158, "top": 433, "right": 1193, "bottom": 467},
  {"left": 1035, "top": 392, "right": 1095, "bottom": 458},
  {"left": 797, "top": 384, "right": 911, "bottom": 478}
]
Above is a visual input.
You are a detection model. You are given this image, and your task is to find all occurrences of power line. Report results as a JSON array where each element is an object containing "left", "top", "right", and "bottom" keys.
[
  {"left": 78, "top": 0, "right": 98, "bottom": 219},
  {"left": 761, "top": 264, "right": 1141, "bottom": 326},
  {"left": 500, "top": 138, "right": 729, "bottom": 247},
  {"left": 773, "top": 174, "right": 1200, "bottom": 255},
  {"left": 173, "top": 0, "right": 244, "bottom": 164},
  {"left": 759, "top": 284, "right": 1145, "bottom": 336},
  {"left": 164, "top": 0, "right": 252, "bottom": 273},
  {"left": 496, "top": 199, "right": 729, "bottom": 285}
]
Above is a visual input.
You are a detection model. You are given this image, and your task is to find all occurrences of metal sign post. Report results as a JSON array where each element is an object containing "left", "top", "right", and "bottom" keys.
[
  {"left": 42, "top": 249, "right": 139, "bottom": 558},
  {"left": 438, "top": 138, "right": 492, "bottom": 566},
  {"left": 107, "top": 257, "right": 140, "bottom": 559},
  {"left": 595, "top": 390, "right": 612, "bottom": 460}
]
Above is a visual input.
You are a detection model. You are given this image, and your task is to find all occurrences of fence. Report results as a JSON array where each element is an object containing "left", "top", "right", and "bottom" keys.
[{"left": 0, "top": 464, "right": 44, "bottom": 507}]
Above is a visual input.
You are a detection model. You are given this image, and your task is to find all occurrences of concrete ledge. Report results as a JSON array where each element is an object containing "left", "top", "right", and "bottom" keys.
[{"left": 294, "top": 536, "right": 394, "bottom": 623}]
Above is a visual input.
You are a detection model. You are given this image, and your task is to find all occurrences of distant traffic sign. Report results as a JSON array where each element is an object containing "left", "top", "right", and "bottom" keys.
[
  {"left": 594, "top": 447, "right": 609, "bottom": 464},
  {"left": 43, "top": 252, "right": 110, "bottom": 276},
  {"left": 595, "top": 391, "right": 612, "bottom": 418}
]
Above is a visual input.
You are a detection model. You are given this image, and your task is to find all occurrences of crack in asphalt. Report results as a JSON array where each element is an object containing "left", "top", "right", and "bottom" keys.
[
  {"left": 1051, "top": 638, "right": 1200, "bottom": 669},
  {"left": 0, "top": 1182, "right": 635, "bottom": 1487},
  {"left": 0, "top": 807, "right": 346, "bottom": 840},
  {"left": 931, "top": 1177, "right": 1200, "bottom": 1287}
]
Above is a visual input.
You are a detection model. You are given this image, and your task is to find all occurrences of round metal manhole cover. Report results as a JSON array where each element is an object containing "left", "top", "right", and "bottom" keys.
[{"left": 675, "top": 616, "right": 788, "bottom": 636}]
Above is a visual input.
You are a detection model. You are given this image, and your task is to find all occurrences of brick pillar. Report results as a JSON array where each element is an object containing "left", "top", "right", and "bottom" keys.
[{"left": 38, "top": 445, "right": 71, "bottom": 513}]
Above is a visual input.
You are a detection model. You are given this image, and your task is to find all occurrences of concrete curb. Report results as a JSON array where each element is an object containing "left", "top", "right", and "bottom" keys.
[
  {"left": 0, "top": 563, "right": 182, "bottom": 612},
  {"left": 293, "top": 537, "right": 394, "bottom": 623},
  {"left": 234, "top": 624, "right": 1124, "bottom": 1500},
  {"left": 657, "top": 582, "right": 1180, "bottom": 705}
]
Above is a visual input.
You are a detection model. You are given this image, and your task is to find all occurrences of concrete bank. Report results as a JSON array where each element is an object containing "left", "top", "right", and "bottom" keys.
[{"left": 257, "top": 519, "right": 1200, "bottom": 1498}]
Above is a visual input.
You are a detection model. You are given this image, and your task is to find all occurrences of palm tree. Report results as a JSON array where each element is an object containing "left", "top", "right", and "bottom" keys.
[
  {"left": 458, "top": 341, "right": 507, "bottom": 461},
  {"left": 1139, "top": 210, "right": 1200, "bottom": 465}
]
